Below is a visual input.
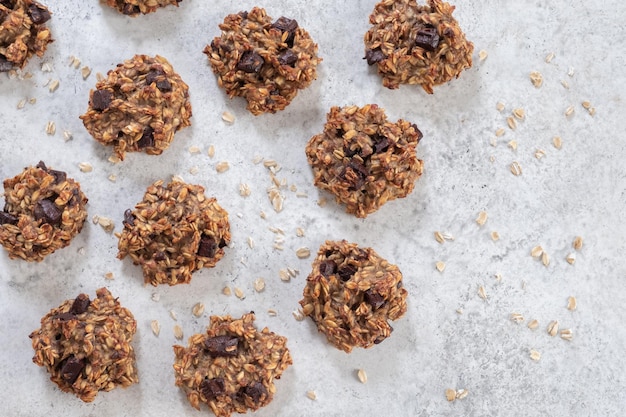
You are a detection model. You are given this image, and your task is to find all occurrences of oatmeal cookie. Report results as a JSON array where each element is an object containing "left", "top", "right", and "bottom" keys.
[
  {"left": 299, "top": 240, "right": 408, "bottom": 353},
  {"left": 79, "top": 54, "right": 192, "bottom": 160},
  {"left": 0, "top": 161, "right": 88, "bottom": 261},
  {"left": 173, "top": 313, "right": 292, "bottom": 416},
  {"left": 305, "top": 104, "right": 423, "bottom": 218},
  {"left": 104, "top": 0, "right": 181, "bottom": 16},
  {"left": 29, "top": 288, "right": 139, "bottom": 403},
  {"left": 117, "top": 179, "right": 230, "bottom": 286},
  {"left": 0, "top": 0, "right": 52, "bottom": 71},
  {"left": 364, "top": 0, "right": 473, "bottom": 93},
  {"left": 204, "top": 7, "right": 321, "bottom": 115}
]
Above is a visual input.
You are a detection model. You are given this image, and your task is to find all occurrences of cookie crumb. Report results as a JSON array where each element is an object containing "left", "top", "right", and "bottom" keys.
[{"left": 104, "top": 272, "right": 114, "bottom": 280}]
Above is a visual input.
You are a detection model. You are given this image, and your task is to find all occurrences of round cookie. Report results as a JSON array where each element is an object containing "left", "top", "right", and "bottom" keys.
[
  {"left": 0, "top": 161, "right": 88, "bottom": 261},
  {"left": 364, "top": 0, "right": 474, "bottom": 93},
  {"left": 104, "top": 0, "right": 181, "bottom": 16},
  {"left": 299, "top": 240, "right": 408, "bottom": 353},
  {"left": 305, "top": 104, "right": 423, "bottom": 218},
  {"left": 0, "top": 0, "right": 52, "bottom": 72},
  {"left": 117, "top": 179, "right": 231, "bottom": 286},
  {"left": 79, "top": 54, "right": 192, "bottom": 160},
  {"left": 29, "top": 288, "right": 139, "bottom": 403},
  {"left": 204, "top": 7, "right": 321, "bottom": 115},
  {"left": 173, "top": 313, "right": 292, "bottom": 416}
]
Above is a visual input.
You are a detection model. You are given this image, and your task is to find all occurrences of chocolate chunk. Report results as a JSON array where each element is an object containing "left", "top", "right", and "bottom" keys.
[
  {"left": 156, "top": 78, "right": 172, "bottom": 92},
  {"left": 34, "top": 199, "right": 62, "bottom": 225},
  {"left": 238, "top": 11, "right": 248, "bottom": 19},
  {"left": 319, "top": 259, "right": 337, "bottom": 277},
  {"left": 365, "top": 48, "right": 385, "bottom": 65},
  {"left": 123, "top": 209, "right": 135, "bottom": 227},
  {"left": 145, "top": 69, "right": 163, "bottom": 85},
  {"left": 60, "top": 356, "right": 84, "bottom": 384},
  {"left": 277, "top": 49, "right": 298, "bottom": 66},
  {"left": 197, "top": 235, "right": 217, "bottom": 258},
  {"left": 49, "top": 169, "right": 67, "bottom": 184},
  {"left": 242, "top": 382, "right": 267, "bottom": 404},
  {"left": 374, "top": 136, "right": 390, "bottom": 153},
  {"left": 137, "top": 126, "right": 154, "bottom": 148},
  {"left": 122, "top": 4, "right": 140, "bottom": 15},
  {"left": 0, "top": 1, "right": 13, "bottom": 8},
  {"left": 236, "top": 51, "right": 264, "bottom": 74},
  {"left": 344, "top": 160, "right": 369, "bottom": 189},
  {"left": 218, "top": 238, "right": 228, "bottom": 249},
  {"left": 91, "top": 89, "right": 112, "bottom": 111},
  {"left": 272, "top": 17, "right": 298, "bottom": 47},
  {"left": 204, "top": 335, "right": 239, "bottom": 357},
  {"left": 415, "top": 25, "right": 440, "bottom": 52},
  {"left": 154, "top": 251, "right": 166, "bottom": 262},
  {"left": 343, "top": 145, "right": 359, "bottom": 158},
  {"left": 0, "top": 211, "right": 18, "bottom": 225},
  {"left": 0, "top": 55, "right": 13, "bottom": 72},
  {"left": 36, "top": 161, "right": 47, "bottom": 170},
  {"left": 337, "top": 264, "right": 357, "bottom": 282},
  {"left": 146, "top": 69, "right": 172, "bottom": 92},
  {"left": 27, "top": 3, "right": 51, "bottom": 24},
  {"left": 200, "top": 377, "right": 225, "bottom": 400},
  {"left": 54, "top": 312, "right": 76, "bottom": 322},
  {"left": 70, "top": 294, "right": 90, "bottom": 315},
  {"left": 411, "top": 124, "right": 423, "bottom": 142},
  {"left": 348, "top": 160, "right": 369, "bottom": 179},
  {"left": 364, "top": 289, "right": 385, "bottom": 310}
]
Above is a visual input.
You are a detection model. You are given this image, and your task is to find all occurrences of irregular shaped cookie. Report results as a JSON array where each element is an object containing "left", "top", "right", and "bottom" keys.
[
  {"left": 305, "top": 104, "right": 423, "bottom": 218},
  {"left": 364, "top": 0, "right": 473, "bottom": 93},
  {"left": 80, "top": 54, "right": 192, "bottom": 160},
  {"left": 300, "top": 240, "right": 408, "bottom": 352},
  {"left": 0, "top": 0, "right": 52, "bottom": 71},
  {"left": 104, "top": 0, "right": 181, "bottom": 16},
  {"left": 29, "top": 288, "right": 139, "bottom": 402},
  {"left": 204, "top": 7, "right": 321, "bottom": 115},
  {"left": 0, "top": 161, "right": 88, "bottom": 261},
  {"left": 117, "top": 179, "right": 230, "bottom": 286},
  {"left": 173, "top": 313, "right": 292, "bottom": 416}
]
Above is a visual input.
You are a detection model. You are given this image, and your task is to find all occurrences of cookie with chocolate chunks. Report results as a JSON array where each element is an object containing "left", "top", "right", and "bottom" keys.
[{"left": 104, "top": 0, "right": 182, "bottom": 16}]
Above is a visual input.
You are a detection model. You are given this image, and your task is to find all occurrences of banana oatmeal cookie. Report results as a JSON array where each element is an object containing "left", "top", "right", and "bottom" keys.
[
  {"left": 117, "top": 179, "right": 231, "bottom": 286},
  {"left": 300, "top": 240, "right": 408, "bottom": 353},
  {"left": 29, "top": 288, "right": 139, "bottom": 403},
  {"left": 80, "top": 54, "right": 192, "bottom": 160},
  {"left": 204, "top": 7, "right": 321, "bottom": 115},
  {"left": 305, "top": 104, "right": 423, "bottom": 218},
  {"left": 173, "top": 313, "right": 292, "bottom": 416},
  {"left": 0, "top": 0, "right": 52, "bottom": 71},
  {"left": 364, "top": 0, "right": 473, "bottom": 93},
  {"left": 104, "top": 0, "right": 182, "bottom": 16},
  {"left": 0, "top": 161, "right": 88, "bottom": 261}
]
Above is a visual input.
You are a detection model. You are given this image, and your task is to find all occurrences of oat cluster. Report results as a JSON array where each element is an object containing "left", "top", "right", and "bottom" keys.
[
  {"left": 117, "top": 179, "right": 231, "bottom": 286},
  {"left": 305, "top": 104, "right": 423, "bottom": 218},
  {"left": 173, "top": 313, "right": 292, "bottom": 417},
  {"left": 29, "top": 288, "right": 139, "bottom": 403},
  {"left": 364, "top": 0, "right": 474, "bottom": 93},
  {"left": 0, "top": 0, "right": 52, "bottom": 71},
  {"left": 80, "top": 54, "right": 192, "bottom": 159},
  {"left": 104, "top": 0, "right": 182, "bottom": 16},
  {"left": 300, "top": 240, "right": 408, "bottom": 352},
  {"left": 0, "top": 161, "right": 88, "bottom": 261},
  {"left": 204, "top": 7, "right": 322, "bottom": 115}
]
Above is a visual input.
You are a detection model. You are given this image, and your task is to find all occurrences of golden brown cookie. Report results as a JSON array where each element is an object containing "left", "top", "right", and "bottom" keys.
[
  {"left": 29, "top": 288, "right": 139, "bottom": 402},
  {"left": 204, "top": 7, "right": 321, "bottom": 115},
  {"left": 305, "top": 104, "right": 423, "bottom": 218},
  {"left": 300, "top": 240, "right": 408, "bottom": 352},
  {"left": 117, "top": 179, "right": 231, "bottom": 286},
  {"left": 104, "top": 0, "right": 181, "bottom": 16},
  {"left": 80, "top": 54, "right": 192, "bottom": 160},
  {"left": 364, "top": 0, "right": 473, "bottom": 93},
  {"left": 0, "top": 161, "right": 88, "bottom": 261},
  {"left": 173, "top": 313, "right": 292, "bottom": 416}
]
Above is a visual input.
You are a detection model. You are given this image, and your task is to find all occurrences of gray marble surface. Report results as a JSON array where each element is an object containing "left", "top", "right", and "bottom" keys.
[{"left": 1, "top": 0, "right": 625, "bottom": 416}]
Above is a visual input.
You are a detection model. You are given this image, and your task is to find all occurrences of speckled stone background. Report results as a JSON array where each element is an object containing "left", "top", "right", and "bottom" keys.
[{"left": 1, "top": 0, "right": 625, "bottom": 416}]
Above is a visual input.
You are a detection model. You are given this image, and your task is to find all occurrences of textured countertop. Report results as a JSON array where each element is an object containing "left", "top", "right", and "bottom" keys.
[{"left": 1, "top": 1, "right": 625, "bottom": 416}]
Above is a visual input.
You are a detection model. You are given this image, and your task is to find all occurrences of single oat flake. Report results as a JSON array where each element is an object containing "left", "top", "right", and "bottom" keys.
[
  {"left": 357, "top": 369, "right": 367, "bottom": 384},
  {"left": 476, "top": 211, "right": 488, "bottom": 226},
  {"left": 306, "top": 390, "right": 317, "bottom": 401},
  {"left": 151, "top": 320, "right": 161, "bottom": 336},
  {"left": 436, "top": 261, "right": 446, "bottom": 272},
  {"left": 445, "top": 388, "right": 456, "bottom": 402},
  {"left": 527, "top": 319, "right": 539, "bottom": 330},
  {"left": 567, "top": 296, "right": 577, "bottom": 311},
  {"left": 530, "top": 349, "right": 541, "bottom": 361},
  {"left": 456, "top": 389, "right": 469, "bottom": 400},
  {"left": 478, "top": 285, "right": 487, "bottom": 300},
  {"left": 192, "top": 302, "right": 205, "bottom": 317},
  {"left": 547, "top": 320, "right": 559, "bottom": 337},
  {"left": 510, "top": 161, "right": 522, "bottom": 176},
  {"left": 573, "top": 236, "right": 583, "bottom": 251},
  {"left": 530, "top": 71, "right": 543, "bottom": 88}
]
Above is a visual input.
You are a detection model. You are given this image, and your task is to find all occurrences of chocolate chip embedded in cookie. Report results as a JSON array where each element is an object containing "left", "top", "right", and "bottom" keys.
[
  {"left": 173, "top": 313, "right": 292, "bottom": 416},
  {"left": 117, "top": 179, "right": 231, "bottom": 286},
  {"left": 0, "top": 0, "right": 53, "bottom": 71},
  {"left": 0, "top": 161, "right": 88, "bottom": 261},
  {"left": 104, "top": 0, "right": 182, "bottom": 16},
  {"left": 29, "top": 288, "right": 139, "bottom": 402},
  {"left": 203, "top": 7, "right": 322, "bottom": 115},
  {"left": 305, "top": 104, "right": 423, "bottom": 218},
  {"left": 300, "top": 240, "right": 408, "bottom": 353},
  {"left": 79, "top": 54, "right": 192, "bottom": 160},
  {"left": 364, "top": 0, "right": 473, "bottom": 93}
]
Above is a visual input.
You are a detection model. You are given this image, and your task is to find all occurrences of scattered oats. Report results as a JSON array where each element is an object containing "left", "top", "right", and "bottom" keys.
[
  {"left": 478, "top": 285, "right": 487, "bottom": 300},
  {"left": 513, "top": 108, "right": 525, "bottom": 120},
  {"left": 494, "top": 273, "right": 502, "bottom": 282},
  {"left": 69, "top": 56, "right": 81, "bottom": 69},
  {"left": 573, "top": 236, "right": 583, "bottom": 251},
  {"left": 79, "top": 162, "right": 93, "bottom": 173},
  {"left": 560, "top": 329, "right": 573, "bottom": 341},
  {"left": 357, "top": 369, "right": 368, "bottom": 384},
  {"left": 581, "top": 101, "right": 591, "bottom": 110},
  {"left": 77, "top": 247, "right": 86, "bottom": 256},
  {"left": 246, "top": 236, "right": 255, "bottom": 249},
  {"left": 476, "top": 211, "right": 488, "bottom": 226},
  {"left": 45, "top": 121, "right": 56, "bottom": 135},
  {"left": 547, "top": 320, "right": 559, "bottom": 337},
  {"left": 104, "top": 272, "right": 114, "bottom": 280},
  {"left": 173, "top": 324, "right": 184, "bottom": 340},
  {"left": 508, "top": 140, "right": 518, "bottom": 151},
  {"left": 435, "top": 261, "right": 446, "bottom": 272},
  {"left": 489, "top": 155, "right": 496, "bottom": 163},
  {"left": 496, "top": 101, "right": 506, "bottom": 112},
  {"left": 221, "top": 111, "right": 235, "bottom": 124},
  {"left": 306, "top": 390, "right": 317, "bottom": 401},
  {"left": 510, "top": 161, "right": 522, "bottom": 176},
  {"left": 530, "top": 349, "right": 541, "bottom": 361},
  {"left": 273, "top": 243, "right": 284, "bottom": 251},
  {"left": 267, "top": 309, "right": 277, "bottom": 317},
  {"left": 28, "top": 97, "right": 36, "bottom": 104},
  {"left": 445, "top": 388, "right": 456, "bottom": 402},
  {"left": 434, "top": 231, "right": 445, "bottom": 244},
  {"left": 188, "top": 145, "right": 201, "bottom": 154},
  {"left": 169, "top": 309, "right": 178, "bottom": 321},
  {"left": 530, "top": 71, "right": 543, "bottom": 88},
  {"left": 541, "top": 251, "right": 550, "bottom": 267},
  {"left": 552, "top": 136, "right": 563, "bottom": 150},
  {"left": 172, "top": 174, "right": 185, "bottom": 183},
  {"left": 441, "top": 232, "right": 454, "bottom": 241},
  {"left": 48, "top": 79, "right": 59, "bottom": 93},
  {"left": 490, "top": 231, "right": 500, "bottom": 241},
  {"left": 560, "top": 79, "right": 570, "bottom": 89},
  {"left": 545, "top": 52, "right": 555, "bottom": 63},
  {"left": 263, "top": 159, "right": 278, "bottom": 168},
  {"left": 239, "top": 183, "right": 251, "bottom": 197},
  {"left": 150, "top": 292, "right": 160, "bottom": 302},
  {"left": 207, "top": 144, "right": 215, "bottom": 158},
  {"left": 296, "top": 192, "right": 308, "bottom": 198},
  {"left": 108, "top": 154, "right": 121, "bottom": 164},
  {"left": 565, "top": 106, "right": 575, "bottom": 117},
  {"left": 296, "top": 227, "right": 305, "bottom": 237},
  {"left": 287, "top": 268, "right": 298, "bottom": 278},
  {"left": 478, "top": 49, "right": 488, "bottom": 61},
  {"left": 189, "top": 166, "right": 199, "bottom": 175},
  {"left": 151, "top": 320, "right": 160, "bottom": 337},
  {"left": 507, "top": 116, "right": 517, "bottom": 130},
  {"left": 490, "top": 137, "right": 497, "bottom": 147},
  {"left": 236, "top": 212, "right": 243, "bottom": 219},
  {"left": 456, "top": 389, "right": 469, "bottom": 400},
  {"left": 566, "top": 252, "right": 576, "bottom": 265},
  {"left": 317, "top": 197, "right": 328, "bottom": 207},
  {"left": 531, "top": 246, "right": 544, "bottom": 258},
  {"left": 234, "top": 287, "right": 245, "bottom": 299},
  {"left": 527, "top": 319, "right": 539, "bottom": 330},
  {"left": 252, "top": 155, "right": 263, "bottom": 164},
  {"left": 456, "top": 308, "right": 463, "bottom": 314},
  {"left": 260, "top": 211, "right": 267, "bottom": 219},
  {"left": 293, "top": 310, "right": 304, "bottom": 321},
  {"left": 17, "top": 99, "right": 26, "bottom": 109},
  {"left": 81, "top": 66, "right": 91, "bottom": 80},
  {"left": 568, "top": 66, "right": 575, "bottom": 77},
  {"left": 216, "top": 161, "right": 230, "bottom": 173},
  {"left": 535, "top": 149, "right": 546, "bottom": 160},
  {"left": 296, "top": 247, "right": 311, "bottom": 259},
  {"left": 279, "top": 269, "right": 290, "bottom": 282},
  {"left": 521, "top": 280, "right": 527, "bottom": 290},
  {"left": 222, "top": 286, "right": 232, "bottom": 296},
  {"left": 588, "top": 107, "right": 596, "bottom": 116},
  {"left": 108, "top": 174, "right": 117, "bottom": 182},
  {"left": 62, "top": 130, "right": 73, "bottom": 142},
  {"left": 289, "top": 184, "right": 297, "bottom": 192},
  {"left": 268, "top": 186, "right": 285, "bottom": 212},
  {"left": 254, "top": 278, "right": 265, "bottom": 292},
  {"left": 41, "top": 62, "right": 53, "bottom": 72},
  {"left": 510, "top": 313, "right": 524, "bottom": 324},
  {"left": 567, "top": 296, "right": 577, "bottom": 311},
  {"left": 95, "top": 216, "right": 114, "bottom": 232},
  {"left": 495, "top": 128, "right": 505, "bottom": 137},
  {"left": 192, "top": 302, "right": 205, "bottom": 317}
]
